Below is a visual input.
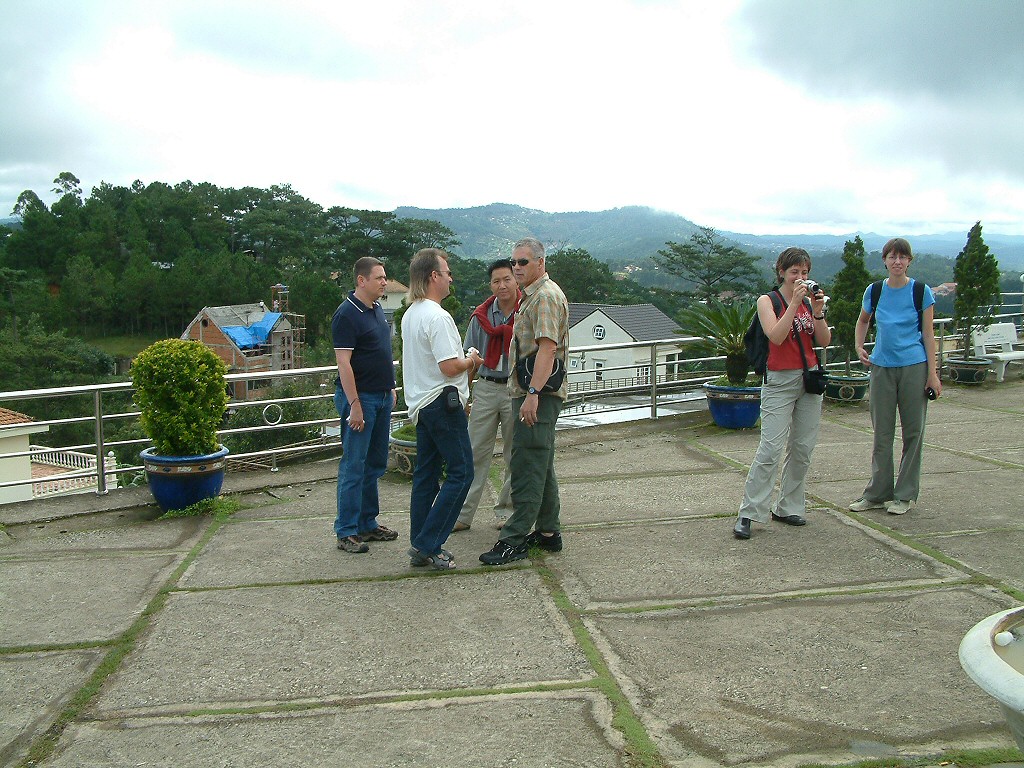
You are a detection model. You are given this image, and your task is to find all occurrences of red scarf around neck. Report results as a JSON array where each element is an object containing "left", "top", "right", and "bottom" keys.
[{"left": 472, "top": 294, "right": 520, "bottom": 370}]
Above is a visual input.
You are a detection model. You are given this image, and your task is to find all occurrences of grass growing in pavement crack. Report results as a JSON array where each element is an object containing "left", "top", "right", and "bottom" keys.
[
  {"left": 16, "top": 509, "right": 236, "bottom": 767},
  {"left": 536, "top": 564, "right": 670, "bottom": 768},
  {"left": 796, "top": 745, "right": 1024, "bottom": 768}
]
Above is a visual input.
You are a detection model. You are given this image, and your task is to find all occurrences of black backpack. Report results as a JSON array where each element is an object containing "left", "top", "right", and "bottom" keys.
[{"left": 744, "top": 290, "right": 784, "bottom": 378}]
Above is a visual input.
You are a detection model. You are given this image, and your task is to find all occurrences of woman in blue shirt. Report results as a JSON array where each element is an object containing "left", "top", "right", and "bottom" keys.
[{"left": 849, "top": 238, "right": 942, "bottom": 516}]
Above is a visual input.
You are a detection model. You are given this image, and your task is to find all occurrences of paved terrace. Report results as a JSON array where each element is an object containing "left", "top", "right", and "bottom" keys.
[{"left": 2, "top": 380, "right": 1023, "bottom": 768}]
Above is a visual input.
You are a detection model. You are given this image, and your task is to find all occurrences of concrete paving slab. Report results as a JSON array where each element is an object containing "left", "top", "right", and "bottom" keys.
[
  {"left": 0, "top": 554, "right": 182, "bottom": 646},
  {"left": 559, "top": 470, "right": 746, "bottom": 525},
  {"left": 551, "top": 512, "right": 963, "bottom": 611},
  {"left": 830, "top": 469, "right": 1023, "bottom": 535},
  {"left": 804, "top": 439, "right": 995, "bottom": 485},
  {"left": 97, "top": 572, "right": 592, "bottom": 714},
  {"left": 234, "top": 478, "right": 412, "bottom": 520},
  {"left": 819, "top": 402, "right": 873, "bottom": 428},
  {"left": 587, "top": 586, "right": 1020, "bottom": 767},
  {"left": 0, "top": 650, "right": 101, "bottom": 767},
  {"left": 50, "top": 692, "right": 623, "bottom": 768},
  {"left": 0, "top": 516, "right": 205, "bottom": 556},
  {"left": 181, "top": 515, "right": 421, "bottom": 587},
  {"left": 986, "top": 447, "right": 1024, "bottom": 466},
  {"left": 922, "top": 530, "right": 1024, "bottom": 592},
  {"left": 930, "top": 389, "right": 1024, "bottom": 416},
  {"left": 925, "top": 418, "right": 1024, "bottom": 453},
  {"left": 557, "top": 436, "right": 722, "bottom": 480},
  {"left": 808, "top": 464, "right": 1022, "bottom": 529}
]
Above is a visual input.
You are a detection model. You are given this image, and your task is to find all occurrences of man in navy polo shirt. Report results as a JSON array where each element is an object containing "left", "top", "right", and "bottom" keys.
[{"left": 332, "top": 257, "right": 399, "bottom": 553}]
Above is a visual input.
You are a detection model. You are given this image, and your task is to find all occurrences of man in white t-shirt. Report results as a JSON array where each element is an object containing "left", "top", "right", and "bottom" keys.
[{"left": 400, "top": 248, "right": 482, "bottom": 570}]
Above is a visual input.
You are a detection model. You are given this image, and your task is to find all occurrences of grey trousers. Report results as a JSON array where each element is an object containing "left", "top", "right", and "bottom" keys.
[
  {"left": 862, "top": 362, "right": 929, "bottom": 503},
  {"left": 457, "top": 378, "right": 514, "bottom": 525},
  {"left": 737, "top": 369, "right": 823, "bottom": 524}
]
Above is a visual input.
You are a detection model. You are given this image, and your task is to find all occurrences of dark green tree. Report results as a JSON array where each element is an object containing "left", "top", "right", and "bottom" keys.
[
  {"left": 952, "top": 221, "right": 1001, "bottom": 359},
  {"left": 59, "top": 254, "right": 114, "bottom": 336},
  {"left": 654, "top": 226, "right": 762, "bottom": 301},
  {"left": 546, "top": 247, "right": 621, "bottom": 303},
  {"left": 828, "top": 235, "right": 875, "bottom": 374}
]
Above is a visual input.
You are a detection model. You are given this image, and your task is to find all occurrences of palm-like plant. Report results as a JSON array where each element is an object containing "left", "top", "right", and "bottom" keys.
[{"left": 677, "top": 300, "right": 757, "bottom": 385}]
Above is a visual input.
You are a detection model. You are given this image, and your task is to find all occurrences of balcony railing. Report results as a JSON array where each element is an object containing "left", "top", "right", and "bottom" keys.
[{"left": 1, "top": 303, "right": 1021, "bottom": 502}]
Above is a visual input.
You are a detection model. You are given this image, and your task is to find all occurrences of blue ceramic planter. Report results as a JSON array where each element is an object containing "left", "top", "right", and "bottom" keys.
[
  {"left": 703, "top": 383, "right": 761, "bottom": 429},
  {"left": 141, "top": 446, "right": 229, "bottom": 512}
]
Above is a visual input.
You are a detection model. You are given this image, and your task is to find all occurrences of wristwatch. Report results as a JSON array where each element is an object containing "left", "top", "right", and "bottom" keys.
[{"left": 527, "top": 386, "right": 538, "bottom": 395}]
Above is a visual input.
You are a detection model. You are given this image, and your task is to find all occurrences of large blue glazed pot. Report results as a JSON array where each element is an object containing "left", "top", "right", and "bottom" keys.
[
  {"left": 703, "top": 383, "right": 761, "bottom": 429},
  {"left": 140, "top": 445, "right": 229, "bottom": 512}
]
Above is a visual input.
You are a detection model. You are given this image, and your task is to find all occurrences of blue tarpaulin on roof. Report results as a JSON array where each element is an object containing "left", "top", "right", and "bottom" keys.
[{"left": 222, "top": 312, "right": 282, "bottom": 349}]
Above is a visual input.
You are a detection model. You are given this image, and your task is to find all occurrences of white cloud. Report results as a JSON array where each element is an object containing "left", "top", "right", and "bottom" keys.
[{"left": 2, "top": 0, "right": 1022, "bottom": 237}]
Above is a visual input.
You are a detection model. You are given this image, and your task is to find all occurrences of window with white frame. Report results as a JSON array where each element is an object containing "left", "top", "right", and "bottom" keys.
[{"left": 593, "top": 325, "right": 605, "bottom": 340}]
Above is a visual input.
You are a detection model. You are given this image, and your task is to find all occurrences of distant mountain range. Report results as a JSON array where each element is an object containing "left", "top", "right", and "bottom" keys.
[{"left": 395, "top": 203, "right": 1024, "bottom": 270}]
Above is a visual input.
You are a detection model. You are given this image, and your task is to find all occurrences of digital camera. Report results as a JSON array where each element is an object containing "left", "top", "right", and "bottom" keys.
[{"left": 799, "top": 279, "right": 822, "bottom": 295}]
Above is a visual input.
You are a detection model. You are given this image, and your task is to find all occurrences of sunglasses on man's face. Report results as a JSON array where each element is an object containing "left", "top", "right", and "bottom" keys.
[{"left": 510, "top": 258, "right": 533, "bottom": 266}]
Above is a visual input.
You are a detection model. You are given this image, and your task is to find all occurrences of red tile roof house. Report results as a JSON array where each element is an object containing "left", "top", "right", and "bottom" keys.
[{"left": 0, "top": 407, "right": 48, "bottom": 504}]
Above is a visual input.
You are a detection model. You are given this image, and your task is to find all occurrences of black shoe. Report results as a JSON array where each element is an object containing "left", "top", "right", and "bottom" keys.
[
  {"left": 733, "top": 518, "right": 751, "bottom": 540},
  {"left": 771, "top": 512, "right": 807, "bottom": 526},
  {"left": 525, "top": 530, "right": 563, "bottom": 552},
  {"left": 479, "top": 540, "right": 529, "bottom": 565}
]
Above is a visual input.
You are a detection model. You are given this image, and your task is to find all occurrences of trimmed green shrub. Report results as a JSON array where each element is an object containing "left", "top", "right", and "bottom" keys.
[{"left": 130, "top": 339, "right": 228, "bottom": 456}]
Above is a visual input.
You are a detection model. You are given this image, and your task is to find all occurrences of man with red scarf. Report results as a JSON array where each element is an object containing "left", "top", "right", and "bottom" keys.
[{"left": 452, "top": 258, "right": 521, "bottom": 532}]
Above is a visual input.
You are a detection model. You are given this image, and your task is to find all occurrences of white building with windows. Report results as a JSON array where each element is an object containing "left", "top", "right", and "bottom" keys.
[{"left": 567, "top": 303, "right": 683, "bottom": 390}]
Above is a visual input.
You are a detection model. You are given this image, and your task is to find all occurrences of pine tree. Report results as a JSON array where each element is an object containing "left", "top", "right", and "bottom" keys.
[
  {"left": 828, "top": 235, "right": 874, "bottom": 375},
  {"left": 952, "top": 221, "right": 1001, "bottom": 359}
]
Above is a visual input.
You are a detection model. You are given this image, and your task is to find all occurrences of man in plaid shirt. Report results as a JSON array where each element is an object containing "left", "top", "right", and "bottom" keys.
[{"left": 480, "top": 237, "right": 569, "bottom": 566}]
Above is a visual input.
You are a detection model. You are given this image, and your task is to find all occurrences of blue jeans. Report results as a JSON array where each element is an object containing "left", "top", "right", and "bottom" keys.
[
  {"left": 334, "top": 388, "right": 392, "bottom": 538},
  {"left": 410, "top": 394, "right": 474, "bottom": 556}
]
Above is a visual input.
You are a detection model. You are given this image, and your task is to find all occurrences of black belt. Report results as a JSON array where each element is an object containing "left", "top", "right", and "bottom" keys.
[{"left": 479, "top": 375, "right": 508, "bottom": 384}]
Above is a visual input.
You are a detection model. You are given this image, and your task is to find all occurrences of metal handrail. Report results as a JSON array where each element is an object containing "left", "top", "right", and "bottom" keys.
[
  {"left": 0, "top": 336, "right": 709, "bottom": 499},
  {"left": 2, "top": 309, "right": 1022, "bottom": 500}
]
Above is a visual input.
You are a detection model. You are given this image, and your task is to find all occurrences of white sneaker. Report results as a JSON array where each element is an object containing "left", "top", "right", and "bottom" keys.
[
  {"left": 849, "top": 497, "right": 887, "bottom": 512},
  {"left": 887, "top": 500, "right": 913, "bottom": 515}
]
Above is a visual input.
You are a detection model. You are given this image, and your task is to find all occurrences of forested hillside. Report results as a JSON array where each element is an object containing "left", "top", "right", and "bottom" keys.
[
  {"left": 0, "top": 174, "right": 674, "bottom": 392},
  {"left": 1, "top": 174, "right": 460, "bottom": 340},
  {"left": 395, "top": 203, "right": 703, "bottom": 263},
  {"left": 5, "top": 175, "right": 1020, "bottom": 395}
]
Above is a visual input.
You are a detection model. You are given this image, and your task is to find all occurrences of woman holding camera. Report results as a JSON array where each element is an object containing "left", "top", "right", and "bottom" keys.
[
  {"left": 849, "top": 237, "right": 940, "bottom": 516},
  {"left": 734, "top": 247, "right": 832, "bottom": 540}
]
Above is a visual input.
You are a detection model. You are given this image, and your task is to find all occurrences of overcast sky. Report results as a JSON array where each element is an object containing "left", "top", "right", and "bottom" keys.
[{"left": 2, "top": 0, "right": 1022, "bottom": 236}]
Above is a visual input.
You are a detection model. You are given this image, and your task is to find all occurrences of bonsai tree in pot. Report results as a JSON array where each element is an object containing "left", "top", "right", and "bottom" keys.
[
  {"left": 677, "top": 299, "right": 761, "bottom": 428},
  {"left": 949, "top": 221, "right": 1001, "bottom": 381},
  {"left": 131, "top": 339, "right": 230, "bottom": 511},
  {"left": 824, "top": 235, "right": 874, "bottom": 401}
]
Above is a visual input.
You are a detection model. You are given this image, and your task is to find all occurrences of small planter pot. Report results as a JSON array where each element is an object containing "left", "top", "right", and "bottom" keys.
[
  {"left": 141, "top": 445, "right": 229, "bottom": 513},
  {"left": 703, "top": 382, "right": 761, "bottom": 429},
  {"left": 946, "top": 357, "right": 991, "bottom": 384},
  {"left": 824, "top": 372, "right": 870, "bottom": 403},
  {"left": 389, "top": 428, "right": 417, "bottom": 475}
]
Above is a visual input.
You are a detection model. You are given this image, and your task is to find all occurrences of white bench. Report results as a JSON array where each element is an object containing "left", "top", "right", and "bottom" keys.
[{"left": 972, "top": 322, "right": 1024, "bottom": 382}]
